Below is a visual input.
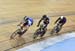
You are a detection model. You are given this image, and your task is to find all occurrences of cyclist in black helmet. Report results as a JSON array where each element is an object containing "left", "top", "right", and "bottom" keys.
[
  {"left": 36, "top": 15, "right": 50, "bottom": 37},
  {"left": 37, "top": 15, "right": 50, "bottom": 28}
]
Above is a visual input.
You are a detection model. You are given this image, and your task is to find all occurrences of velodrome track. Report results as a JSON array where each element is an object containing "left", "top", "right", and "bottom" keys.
[
  {"left": 0, "top": 0, "right": 75, "bottom": 51},
  {"left": 0, "top": 14, "right": 75, "bottom": 51}
]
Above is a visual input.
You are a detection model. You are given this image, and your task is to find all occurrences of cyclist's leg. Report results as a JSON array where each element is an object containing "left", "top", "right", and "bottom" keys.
[
  {"left": 40, "top": 29, "right": 46, "bottom": 37},
  {"left": 58, "top": 22, "right": 65, "bottom": 32},
  {"left": 56, "top": 23, "right": 61, "bottom": 33},
  {"left": 56, "top": 23, "right": 63, "bottom": 34},
  {"left": 18, "top": 26, "right": 28, "bottom": 37},
  {"left": 40, "top": 24, "right": 47, "bottom": 37},
  {"left": 42, "top": 23, "right": 47, "bottom": 30},
  {"left": 15, "top": 25, "right": 23, "bottom": 37},
  {"left": 18, "top": 23, "right": 29, "bottom": 37}
]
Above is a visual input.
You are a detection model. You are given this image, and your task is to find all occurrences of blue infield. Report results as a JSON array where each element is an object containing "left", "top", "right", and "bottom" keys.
[{"left": 41, "top": 37, "right": 75, "bottom": 51}]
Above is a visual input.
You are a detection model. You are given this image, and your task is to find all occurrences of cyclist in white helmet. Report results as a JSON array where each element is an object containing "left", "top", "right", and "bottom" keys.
[{"left": 55, "top": 16, "right": 67, "bottom": 27}]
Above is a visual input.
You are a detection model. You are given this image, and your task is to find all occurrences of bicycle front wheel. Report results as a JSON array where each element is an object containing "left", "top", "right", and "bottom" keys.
[{"left": 10, "top": 29, "right": 20, "bottom": 39}]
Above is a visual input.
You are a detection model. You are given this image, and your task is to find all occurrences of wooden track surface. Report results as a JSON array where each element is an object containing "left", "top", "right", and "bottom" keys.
[{"left": 0, "top": 0, "right": 75, "bottom": 51}]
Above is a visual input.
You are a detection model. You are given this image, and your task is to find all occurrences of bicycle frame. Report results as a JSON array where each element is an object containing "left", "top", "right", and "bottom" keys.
[{"left": 50, "top": 23, "right": 62, "bottom": 35}]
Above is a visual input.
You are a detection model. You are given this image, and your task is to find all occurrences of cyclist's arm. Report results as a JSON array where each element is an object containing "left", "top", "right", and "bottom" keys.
[
  {"left": 55, "top": 17, "right": 60, "bottom": 24},
  {"left": 37, "top": 17, "right": 43, "bottom": 27}
]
